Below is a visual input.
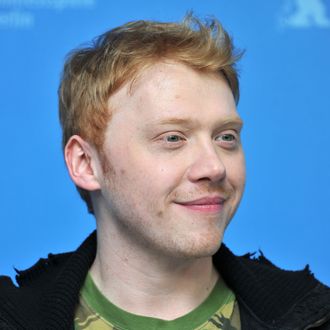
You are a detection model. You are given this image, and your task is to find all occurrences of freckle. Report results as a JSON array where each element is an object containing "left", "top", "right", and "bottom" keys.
[
  {"left": 157, "top": 211, "right": 163, "bottom": 218},
  {"left": 120, "top": 169, "right": 126, "bottom": 175}
]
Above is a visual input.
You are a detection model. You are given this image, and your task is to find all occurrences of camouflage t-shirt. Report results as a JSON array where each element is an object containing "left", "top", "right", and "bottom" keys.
[{"left": 74, "top": 273, "right": 241, "bottom": 330}]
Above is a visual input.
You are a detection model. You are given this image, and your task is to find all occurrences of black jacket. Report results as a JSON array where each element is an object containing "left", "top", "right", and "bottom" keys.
[{"left": 0, "top": 231, "right": 330, "bottom": 329}]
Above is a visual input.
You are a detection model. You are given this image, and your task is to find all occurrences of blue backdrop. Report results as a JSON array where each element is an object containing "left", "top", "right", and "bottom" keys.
[{"left": 1, "top": 0, "right": 329, "bottom": 285}]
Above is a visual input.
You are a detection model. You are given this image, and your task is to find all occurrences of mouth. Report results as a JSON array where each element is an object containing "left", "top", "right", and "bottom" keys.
[{"left": 174, "top": 196, "right": 226, "bottom": 213}]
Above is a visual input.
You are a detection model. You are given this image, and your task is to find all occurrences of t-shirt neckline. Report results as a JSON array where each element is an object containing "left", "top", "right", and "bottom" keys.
[{"left": 80, "top": 272, "right": 235, "bottom": 330}]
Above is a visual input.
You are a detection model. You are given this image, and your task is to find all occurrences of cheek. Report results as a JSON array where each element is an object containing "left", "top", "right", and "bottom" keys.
[
  {"left": 227, "top": 154, "right": 246, "bottom": 187},
  {"left": 105, "top": 140, "right": 187, "bottom": 200},
  {"left": 132, "top": 152, "right": 185, "bottom": 186},
  {"left": 153, "top": 161, "right": 187, "bottom": 193}
]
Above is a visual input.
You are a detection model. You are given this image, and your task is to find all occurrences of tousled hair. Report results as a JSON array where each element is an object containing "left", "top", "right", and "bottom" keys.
[{"left": 58, "top": 14, "right": 243, "bottom": 214}]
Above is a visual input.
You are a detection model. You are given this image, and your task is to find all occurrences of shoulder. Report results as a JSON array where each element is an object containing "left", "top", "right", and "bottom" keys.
[
  {"left": 214, "top": 244, "right": 330, "bottom": 329},
  {"left": 0, "top": 251, "right": 72, "bottom": 289},
  {"left": 0, "top": 251, "right": 73, "bottom": 290},
  {"left": 0, "top": 231, "right": 96, "bottom": 329},
  {"left": 0, "top": 252, "right": 73, "bottom": 328},
  {"left": 0, "top": 230, "right": 97, "bottom": 295}
]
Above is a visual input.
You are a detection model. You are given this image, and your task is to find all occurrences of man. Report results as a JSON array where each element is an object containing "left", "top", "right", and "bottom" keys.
[{"left": 0, "top": 15, "right": 329, "bottom": 330}]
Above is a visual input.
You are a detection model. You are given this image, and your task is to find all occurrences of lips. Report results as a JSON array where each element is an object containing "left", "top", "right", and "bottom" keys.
[
  {"left": 174, "top": 196, "right": 226, "bottom": 213},
  {"left": 179, "top": 196, "right": 225, "bottom": 205}
]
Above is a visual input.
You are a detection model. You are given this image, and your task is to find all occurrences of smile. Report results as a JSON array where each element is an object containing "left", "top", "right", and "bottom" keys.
[{"left": 174, "top": 196, "right": 225, "bottom": 213}]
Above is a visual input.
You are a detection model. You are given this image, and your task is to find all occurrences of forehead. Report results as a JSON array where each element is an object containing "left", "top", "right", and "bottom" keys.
[{"left": 108, "top": 61, "right": 239, "bottom": 125}]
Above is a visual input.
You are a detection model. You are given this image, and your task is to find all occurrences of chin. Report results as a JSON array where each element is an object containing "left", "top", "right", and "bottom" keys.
[{"left": 168, "top": 232, "right": 223, "bottom": 260}]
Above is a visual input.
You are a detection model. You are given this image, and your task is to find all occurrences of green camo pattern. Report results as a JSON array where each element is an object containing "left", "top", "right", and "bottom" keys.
[{"left": 74, "top": 273, "right": 240, "bottom": 330}]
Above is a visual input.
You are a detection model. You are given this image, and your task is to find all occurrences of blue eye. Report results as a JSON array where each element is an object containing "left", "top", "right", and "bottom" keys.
[
  {"left": 215, "top": 132, "right": 239, "bottom": 149},
  {"left": 165, "top": 135, "right": 183, "bottom": 142},
  {"left": 219, "top": 134, "right": 236, "bottom": 142},
  {"left": 158, "top": 133, "right": 186, "bottom": 149}
]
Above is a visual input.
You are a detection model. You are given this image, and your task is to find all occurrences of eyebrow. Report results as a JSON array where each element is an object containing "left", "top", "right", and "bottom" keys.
[{"left": 155, "top": 116, "right": 244, "bottom": 129}]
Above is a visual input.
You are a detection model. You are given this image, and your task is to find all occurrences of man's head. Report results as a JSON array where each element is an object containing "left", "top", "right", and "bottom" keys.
[{"left": 59, "top": 14, "right": 242, "bottom": 214}]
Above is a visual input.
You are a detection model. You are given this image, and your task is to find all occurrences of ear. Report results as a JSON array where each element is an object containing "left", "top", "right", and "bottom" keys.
[{"left": 64, "top": 135, "right": 101, "bottom": 191}]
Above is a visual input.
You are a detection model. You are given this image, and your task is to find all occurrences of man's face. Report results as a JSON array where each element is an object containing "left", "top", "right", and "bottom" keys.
[{"left": 95, "top": 61, "right": 245, "bottom": 259}]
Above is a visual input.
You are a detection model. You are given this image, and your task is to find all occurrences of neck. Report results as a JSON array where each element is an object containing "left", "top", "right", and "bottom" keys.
[{"left": 90, "top": 225, "right": 219, "bottom": 320}]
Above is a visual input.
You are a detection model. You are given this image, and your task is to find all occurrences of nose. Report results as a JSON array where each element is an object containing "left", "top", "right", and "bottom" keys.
[{"left": 187, "top": 143, "right": 226, "bottom": 183}]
